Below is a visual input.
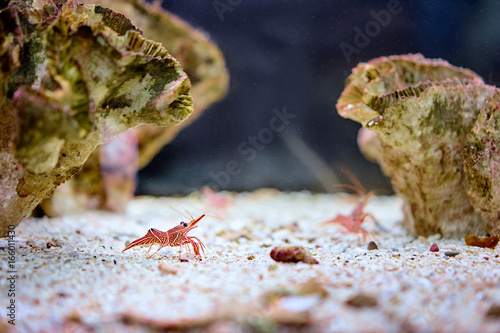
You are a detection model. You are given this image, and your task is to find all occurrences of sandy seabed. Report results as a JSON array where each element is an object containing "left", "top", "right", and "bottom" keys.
[{"left": 1, "top": 189, "right": 500, "bottom": 332}]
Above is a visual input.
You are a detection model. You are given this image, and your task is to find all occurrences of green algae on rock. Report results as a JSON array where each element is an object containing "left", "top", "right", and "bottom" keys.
[
  {"left": 78, "top": 0, "right": 230, "bottom": 167},
  {"left": 337, "top": 54, "right": 500, "bottom": 237},
  {"left": 0, "top": 0, "right": 193, "bottom": 235},
  {"left": 463, "top": 89, "right": 500, "bottom": 234},
  {"left": 41, "top": 0, "right": 230, "bottom": 216}
]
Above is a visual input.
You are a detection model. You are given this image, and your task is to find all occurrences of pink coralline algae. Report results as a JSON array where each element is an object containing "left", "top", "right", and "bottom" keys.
[{"left": 337, "top": 54, "right": 500, "bottom": 237}]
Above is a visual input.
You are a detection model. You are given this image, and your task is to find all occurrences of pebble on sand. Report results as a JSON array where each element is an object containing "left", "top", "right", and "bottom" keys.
[
  {"left": 444, "top": 251, "right": 460, "bottom": 257},
  {"left": 345, "top": 293, "right": 378, "bottom": 308},
  {"left": 270, "top": 246, "right": 319, "bottom": 264}
]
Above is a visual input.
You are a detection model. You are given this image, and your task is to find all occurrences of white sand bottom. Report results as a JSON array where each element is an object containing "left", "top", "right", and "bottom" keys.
[{"left": 1, "top": 189, "right": 500, "bottom": 332}]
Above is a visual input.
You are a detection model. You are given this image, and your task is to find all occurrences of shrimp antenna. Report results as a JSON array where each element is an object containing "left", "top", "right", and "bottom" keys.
[
  {"left": 333, "top": 165, "right": 368, "bottom": 195},
  {"left": 169, "top": 206, "right": 192, "bottom": 221},
  {"left": 169, "top": 206, "right": 231, "bottom": 227}
]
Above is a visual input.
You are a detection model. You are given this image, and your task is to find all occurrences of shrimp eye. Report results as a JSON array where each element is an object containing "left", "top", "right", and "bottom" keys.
[{"left": 181, "top": 222, "right": 188, "bottom": 227}]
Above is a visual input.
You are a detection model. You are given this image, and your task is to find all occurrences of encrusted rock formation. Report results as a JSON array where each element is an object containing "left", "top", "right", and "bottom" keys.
[
  {"left": 337, "top": 54, "right": 500, "bottom": 237},
  {"left": 40, "top": 0, "right": 229, "bottom": 216},
  {"left": 0, "top": 0, "right": 194, "bottom": 235}
]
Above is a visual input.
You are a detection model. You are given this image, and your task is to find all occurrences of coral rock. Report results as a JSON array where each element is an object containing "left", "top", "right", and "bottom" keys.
[
  {"left": 444, "top": 251, "right": 460, "bottom": 257},
  {"left": 41, "top": 0, "right": 229, "bottom": 216},
  {"left": 337, "top": 54, "right": 500, "bottom": 237},
  {"left": 0, "top": 0, "right": 193, "bottom": 235},
  {"left": 463, "top": 91, "right": 500, "bottom": 233}
]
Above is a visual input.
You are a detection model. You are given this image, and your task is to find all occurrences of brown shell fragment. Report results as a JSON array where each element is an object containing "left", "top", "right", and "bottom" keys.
[
  {"left": 485, "top": 304, "right": 500, "bottom": 319},
  {"left": 0, "top": 0, "right": 194, "bottom": 235},
  {"left": 345, "top": 293, "right": 378, "bottom": 308},
  {"left": 270, "top": 246, "right": 319, "bottom": 264},
  {"left": 465, "top": 234, "right": 499, "bottom": 249},
  {"left": 337, "top": 54, "right": 500, "bottom": 237}
]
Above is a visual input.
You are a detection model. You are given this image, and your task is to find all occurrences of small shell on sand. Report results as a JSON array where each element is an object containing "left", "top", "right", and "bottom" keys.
[{"left": 270, "top": 245, "right": 319, "bottom": 264}]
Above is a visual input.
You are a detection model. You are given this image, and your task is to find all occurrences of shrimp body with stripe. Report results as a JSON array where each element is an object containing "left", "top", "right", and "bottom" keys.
[{"left": 122, "top": 213, "right": 207, "bottom": 260}]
